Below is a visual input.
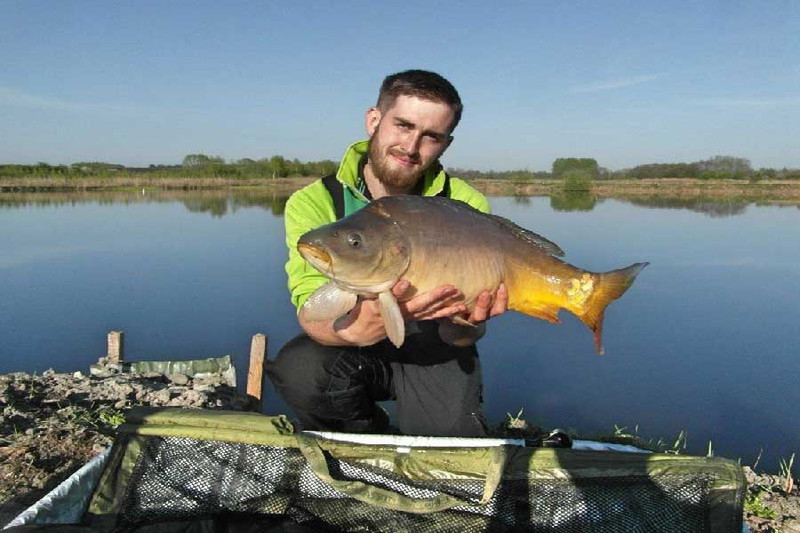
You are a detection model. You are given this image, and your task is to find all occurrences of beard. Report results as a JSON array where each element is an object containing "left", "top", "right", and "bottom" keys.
[{"left": 366, "top": 135, "right": 428, "bottom": 191}]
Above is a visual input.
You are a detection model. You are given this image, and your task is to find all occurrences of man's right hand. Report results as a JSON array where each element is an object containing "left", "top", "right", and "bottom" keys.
[{"left": 299, "top": 279, "right": 468, "bottom": 347}]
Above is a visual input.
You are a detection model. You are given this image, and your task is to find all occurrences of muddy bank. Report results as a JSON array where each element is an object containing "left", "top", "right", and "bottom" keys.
[
  {"left": 0, "top": 362, "right": 256, "bottom": 525},
  {"left": 2, "top": 366, "right": 798, "bottom": 531}
]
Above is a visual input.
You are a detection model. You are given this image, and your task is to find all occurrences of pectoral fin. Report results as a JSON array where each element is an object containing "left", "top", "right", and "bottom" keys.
[
  {"left": 302, "top": 283, "right": 358, "bottom": 321},
  {"left": 438, "top": 319, "right": 486, "bottom": 347},
  {"left": 378, "top": 290, "right": 405, "bottom": 348},
  {"left": 450, "top": 316, "right": 476, "bottom": 328}
]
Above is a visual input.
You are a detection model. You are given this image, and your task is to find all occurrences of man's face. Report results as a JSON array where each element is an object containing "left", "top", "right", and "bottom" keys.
[{"left": 364, "top": 95, "right": 455, "bottom": 190}]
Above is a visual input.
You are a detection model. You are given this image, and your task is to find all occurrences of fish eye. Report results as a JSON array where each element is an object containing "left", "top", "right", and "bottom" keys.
[{"left": 347, "top": 233, "right": 363, "bottom": 248}]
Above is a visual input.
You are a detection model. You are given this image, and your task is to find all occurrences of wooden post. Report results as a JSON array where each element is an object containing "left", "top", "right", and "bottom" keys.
[
  {"left": 247, "top": 333, "right": 267, "bottom": 404},
  {"left": 107, "top": 331, "right": 124, "bottom": 363}
]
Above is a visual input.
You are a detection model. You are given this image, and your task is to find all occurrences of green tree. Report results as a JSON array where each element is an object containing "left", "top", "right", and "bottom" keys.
[
  {"left": 562, "top": 169, "right": 593, "bottom": 192},
  {"left": 552, "top": 158, "right": 599, "bottom": 179},
  {"left": 182, "top": 153, "right": 224, "bottom": 169},
  {"left": 268, "top": 155, "right": 289, "bottom": 178}
]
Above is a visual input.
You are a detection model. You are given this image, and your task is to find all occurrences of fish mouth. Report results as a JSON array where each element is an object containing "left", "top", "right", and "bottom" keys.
[{"left": 298, "top": 242, "right": 333, "bottom": 273}]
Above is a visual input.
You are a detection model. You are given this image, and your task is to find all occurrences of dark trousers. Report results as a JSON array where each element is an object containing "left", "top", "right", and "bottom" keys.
[{"left": 266, "top": 320, "right": 487, "bottom": 437}]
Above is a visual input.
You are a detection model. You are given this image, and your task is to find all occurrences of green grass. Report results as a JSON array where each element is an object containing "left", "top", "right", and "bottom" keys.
[
  {"left": 744, "top": 489, "right": 779, "bottom": 520},
  {"left": 779, "top": 453, "right": 795, "bottom": 493}
]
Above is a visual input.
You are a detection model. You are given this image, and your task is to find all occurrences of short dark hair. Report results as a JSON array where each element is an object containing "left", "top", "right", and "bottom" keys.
[{"left": 376, "top": 70, "right": 463, "bottom": 132}]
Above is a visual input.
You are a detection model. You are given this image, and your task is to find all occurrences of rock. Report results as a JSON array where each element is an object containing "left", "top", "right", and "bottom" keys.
[
  {"left": 115, "top": 384, "right": 135, "bottom": 398},
  {"left": 167, "top": 373, "right": 189, "bottom": 386},
  {"left": 152, "top": 389, "right": 172, "bottom": 404},
  {"left": 179, "top": 390, "right": 205, "bottom": 407},
  {"left": 1, "top": 364, "right": 260, "bottom": 522}
]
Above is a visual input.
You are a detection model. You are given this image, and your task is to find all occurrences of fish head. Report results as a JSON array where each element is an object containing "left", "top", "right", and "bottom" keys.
[{"left": 298, "top": 206, "right": 411, "bottom": 293}]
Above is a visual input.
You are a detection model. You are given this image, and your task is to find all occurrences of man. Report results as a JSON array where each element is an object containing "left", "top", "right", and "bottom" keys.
[{"left": 267, "top": 70, "right": 507, "bottom": 437}]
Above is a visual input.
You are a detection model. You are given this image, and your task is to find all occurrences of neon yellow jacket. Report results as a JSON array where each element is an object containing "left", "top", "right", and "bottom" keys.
[{"left": 284, "top": 140, "right": 490, "bottom": 310}]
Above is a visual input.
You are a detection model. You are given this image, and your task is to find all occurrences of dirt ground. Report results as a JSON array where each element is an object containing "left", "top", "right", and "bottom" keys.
[
  {"left": 0, "top": 366, "right": 255, "bottom": 526},
  {"left": 2, "top": 368, "right": 798, "bottom": 531}
]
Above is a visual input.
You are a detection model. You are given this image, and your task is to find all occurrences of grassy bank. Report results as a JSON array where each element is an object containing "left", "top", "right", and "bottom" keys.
[
  {"left": 4, "top": 174, "right": 800, "bottom": 204},
  {"left": 0, "top": 174, "right": 316, "bottom": 194},
  {"left": 470, "top": 178, "right": 800, "bottom": 204}
]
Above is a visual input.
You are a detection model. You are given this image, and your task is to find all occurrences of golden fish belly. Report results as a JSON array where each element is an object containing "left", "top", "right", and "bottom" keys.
[{"left": 402, "top": 242, "right": 506, "bottom": 308}]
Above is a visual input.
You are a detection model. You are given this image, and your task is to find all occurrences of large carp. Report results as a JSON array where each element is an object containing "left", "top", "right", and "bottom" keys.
[{"left": 298, "top": 195, "right": 647, "bottom": 353}]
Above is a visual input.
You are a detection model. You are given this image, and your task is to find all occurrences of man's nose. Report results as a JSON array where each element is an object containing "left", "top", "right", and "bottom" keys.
[{"left": 400, "top": 132, "right": 421, "bottom": 155}]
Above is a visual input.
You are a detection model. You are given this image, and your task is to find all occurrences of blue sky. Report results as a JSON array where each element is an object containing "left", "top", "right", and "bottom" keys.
[{"left": 2, "top": 1, "right": 799, "bottom": 171}]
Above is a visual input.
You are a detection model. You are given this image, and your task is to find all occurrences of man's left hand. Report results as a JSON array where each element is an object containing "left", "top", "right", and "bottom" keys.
[{"left": 466, "top": 283, "right": 508, "bottom": 324}]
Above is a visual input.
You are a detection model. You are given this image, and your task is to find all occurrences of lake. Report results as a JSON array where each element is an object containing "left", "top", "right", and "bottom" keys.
[{"left": 1, "top": 189, "right": 798, "bottom": 470}]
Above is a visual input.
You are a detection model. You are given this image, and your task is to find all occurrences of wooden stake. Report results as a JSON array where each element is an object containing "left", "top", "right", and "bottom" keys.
[
  {"left": 247, "top": 333, "right": 267, "bottom": 403},
  {"left": 107, "top": 331, "right": 124, "bottom": 363}
]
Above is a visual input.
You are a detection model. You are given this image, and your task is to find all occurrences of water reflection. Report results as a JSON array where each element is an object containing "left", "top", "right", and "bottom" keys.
[
  {"left": 511, "top": 195, "right": 532, "bottom": 205},
  {"left": 550, "top": 191, "right": 598, "bottom": 212},
  {"left": 498, "top": 191, "right": 760, "bottom": 217},
  {"left": 2, "top": 189, "right": 798, "bottom": 219},
  {"left": 0, "top": 190, "right": 291, "bottom": 217},
  {"left": 618, "top": 196, "right": 749, "bottom": 218}
]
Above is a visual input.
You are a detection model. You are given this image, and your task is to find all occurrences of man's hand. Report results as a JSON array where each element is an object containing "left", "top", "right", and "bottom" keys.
[
  {"left": 299, "top": 280, "right": 508, "bottom": 347},
  {"left": 331, "top": 280, "right": 467, "bottom": 346},
  {"left": 392, "top": 279, "right": 469, "bottom": 321},
  {"left": 466, "top": 282, "right": 509, "bottom": 324},
  {"left": 436, "top": 283, "right": 509, "bottom": 347}
]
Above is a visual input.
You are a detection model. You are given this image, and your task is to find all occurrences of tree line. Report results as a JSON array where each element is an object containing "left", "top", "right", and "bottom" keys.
[
  {"left": 2, "top": 153, "right": 799, "bottom": 181},
  {"left": 451, "top": 155, "right": 800, "bottom": 181},
  {"left": 0, "top": 155, "right": 338, "bottom": 179}
]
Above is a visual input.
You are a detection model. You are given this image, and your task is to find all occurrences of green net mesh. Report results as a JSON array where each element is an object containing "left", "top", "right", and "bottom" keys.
[{"left": 109, "top": 435, "right": 739, "bottom": 532}]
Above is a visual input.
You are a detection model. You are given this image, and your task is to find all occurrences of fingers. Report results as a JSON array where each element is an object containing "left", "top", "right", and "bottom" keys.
[
  {"left": 468, "top": 283, "right": 509, "bottom": 324},
  {"left": 468, "top": 290, "right": 493, "bottom": 323},
  {"left": 391, "top": 279, "right": 414, "bottom": 300},
  {"left": 406, "top": 287, "right": 467, "bottom": 320},
  {"left": 419, "top": 302, "right": 469, "bottom": 321},
  {"left": 394, "top": 281, "right": 467, "bottom": 321},
  {"left": 490, "top": 283, "right": 509, "bottom": 317},
  {"left": 390, "top": 280, "right": 509, "bottom": 324}
]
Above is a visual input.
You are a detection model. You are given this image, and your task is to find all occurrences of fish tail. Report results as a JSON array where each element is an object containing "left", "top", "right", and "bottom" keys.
[{"left": 578, "top": 262, "right": 648, "bottom": 355}]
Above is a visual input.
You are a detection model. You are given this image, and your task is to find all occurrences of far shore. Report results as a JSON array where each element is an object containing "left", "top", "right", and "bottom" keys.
[{"left": 3, "top": 175, "right": 800, "bottom": 204}]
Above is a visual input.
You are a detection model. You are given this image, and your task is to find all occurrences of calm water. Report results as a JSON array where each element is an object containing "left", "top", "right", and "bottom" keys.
[{"left": 1, "top": 191, "right": 798, "bottom": 469}]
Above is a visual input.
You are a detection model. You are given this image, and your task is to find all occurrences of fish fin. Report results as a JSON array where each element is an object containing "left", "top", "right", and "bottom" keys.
[
  {"left": 450, "top": 316, "right": 476, "bottom": 327},
  {"left": 513, "top": 302, "right": 562, "bottom": 325},
  {"left": 378, "top": 290, "right": 405, "bottom": 348},
  {"left": 302, "top": 283, "right": 358, "bottom": 321},
  {"left": 485, "top": 213, "right": 565, "bottom": 257},
  {"left": 577, "top": 262, "right": 649, "bottom": 355},
  {"left": 438, "top": 319, "right": 486, "bottom": 347}
]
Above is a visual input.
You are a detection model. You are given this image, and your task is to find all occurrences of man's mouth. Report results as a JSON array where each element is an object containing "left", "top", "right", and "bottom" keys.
[{"left": 390, "top": 151, "right": 419, "bottom": 167}]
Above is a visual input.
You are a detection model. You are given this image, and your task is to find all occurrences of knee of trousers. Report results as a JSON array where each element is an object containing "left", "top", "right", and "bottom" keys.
[{"left": 265, "top": 335, "right": 337, "bottom": 407}]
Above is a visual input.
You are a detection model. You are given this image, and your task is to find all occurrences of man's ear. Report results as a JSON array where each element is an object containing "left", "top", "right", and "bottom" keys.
[{"left": 365, "top": 107, "right": 381, "bottom": 136}]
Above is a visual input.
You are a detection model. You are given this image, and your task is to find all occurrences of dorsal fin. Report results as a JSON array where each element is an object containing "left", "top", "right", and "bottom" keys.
[{"left": 485, "top": 213, "right": 565, "bottom": 257}]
